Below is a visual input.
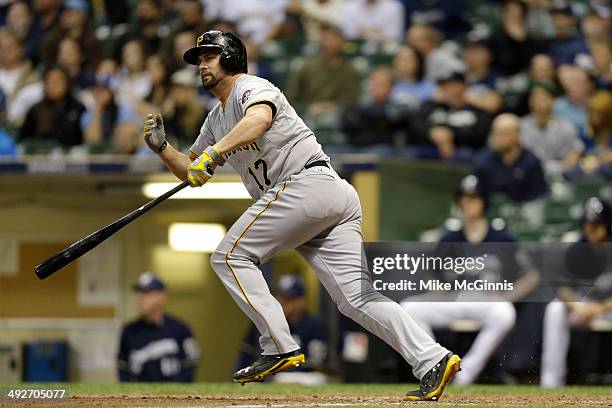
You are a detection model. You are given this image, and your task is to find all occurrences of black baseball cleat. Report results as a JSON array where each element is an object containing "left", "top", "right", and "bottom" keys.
[
  {"left": 233, "top": 349, "right": 305, "bottom": 385},
  {"left": 405, "top": 352, "right": 461, "bottom": 401}
]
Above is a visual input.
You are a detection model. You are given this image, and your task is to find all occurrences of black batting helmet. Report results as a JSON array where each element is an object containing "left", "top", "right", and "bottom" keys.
[
  {"left": 183, "top": 30, "right": 247, "bottom": 74},
  {"left": 580, "top": 196, "right": 612, "bottom": 236}
]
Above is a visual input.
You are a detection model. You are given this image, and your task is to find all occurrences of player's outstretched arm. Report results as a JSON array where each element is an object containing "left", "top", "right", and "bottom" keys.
[
  {"left": 160, "top": 143, "right": 194, "bottom": 181},
  {"left": 144, "top": 113, "right": 193, "bottom": 181},
  {"left": 212, "top": 104, "right": 273, "bottom": 155}
]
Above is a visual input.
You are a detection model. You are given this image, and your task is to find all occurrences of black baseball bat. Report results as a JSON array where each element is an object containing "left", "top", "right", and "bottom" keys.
[{"left": 35, "top": 180, "right": 190, "bottom": 280}]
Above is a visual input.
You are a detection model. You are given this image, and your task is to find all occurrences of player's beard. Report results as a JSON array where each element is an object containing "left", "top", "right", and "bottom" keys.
[{"left": 201, "top": 73, "right": 221, "bottom": 90}]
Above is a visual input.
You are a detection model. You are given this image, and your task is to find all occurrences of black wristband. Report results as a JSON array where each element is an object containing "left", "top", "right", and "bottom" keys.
[{"left": 158, "top": 140, "right": 168, "bottom": 154}]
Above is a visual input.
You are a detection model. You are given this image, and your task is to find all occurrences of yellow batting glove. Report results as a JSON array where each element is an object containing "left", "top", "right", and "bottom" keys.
[{"left": 187, "top": 146, "right": 225, "bottom": 187}]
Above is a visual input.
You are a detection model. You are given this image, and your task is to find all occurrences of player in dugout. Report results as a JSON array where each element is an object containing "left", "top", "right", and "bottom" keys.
[
  {"left": 143, "top": 30, "right": 461, "bottom": 400},
  {"left": 540, "top": 197, "right": 612, "bottom": 387},
  {"left": 117, "top": 272, "right": 200, "bottom": 382}
]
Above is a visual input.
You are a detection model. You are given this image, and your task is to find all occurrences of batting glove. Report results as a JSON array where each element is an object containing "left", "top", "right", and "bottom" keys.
[
  {"left": 143, "top": 113, "right": 168, "bottom": 154},
  {"left": 187, "top": 146, "right": 225, "bottom": 187}
]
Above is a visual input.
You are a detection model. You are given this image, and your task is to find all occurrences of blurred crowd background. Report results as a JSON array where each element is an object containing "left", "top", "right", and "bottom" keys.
[{"left": 0, "top": 0, "right": 609, "bottom": 179}]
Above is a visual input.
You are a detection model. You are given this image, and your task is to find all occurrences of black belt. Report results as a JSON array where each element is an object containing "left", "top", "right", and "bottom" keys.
[{"left": 304, "top": 160, "right": 329, "bottom": 169}]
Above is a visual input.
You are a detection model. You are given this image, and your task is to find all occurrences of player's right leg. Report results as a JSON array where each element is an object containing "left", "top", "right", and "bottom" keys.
[{"left": 297, "top": 182, "right": 460, "bottom": 401}]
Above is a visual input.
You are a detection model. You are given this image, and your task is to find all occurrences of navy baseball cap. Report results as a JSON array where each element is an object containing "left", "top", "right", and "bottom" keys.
[
  {"left": 132, "top": 272, "right": 166, "bottom": 292},
  {"left": 275, "top": 275, "right": 305, "bottom": 298}
]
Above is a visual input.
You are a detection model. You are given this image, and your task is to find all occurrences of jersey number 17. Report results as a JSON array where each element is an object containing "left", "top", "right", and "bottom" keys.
[{"left": 248, "top": 159, "right": 271, "bottom": 190}]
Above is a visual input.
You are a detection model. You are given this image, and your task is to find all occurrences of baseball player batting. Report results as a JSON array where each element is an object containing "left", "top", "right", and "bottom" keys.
[{"left": 143, "top": 30, "right": 461, "bottom": 401}]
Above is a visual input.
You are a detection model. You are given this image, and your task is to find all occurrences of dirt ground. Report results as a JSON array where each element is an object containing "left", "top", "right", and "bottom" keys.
[{"left": 6, "top": 392, "right": 611, "bottom": 408}]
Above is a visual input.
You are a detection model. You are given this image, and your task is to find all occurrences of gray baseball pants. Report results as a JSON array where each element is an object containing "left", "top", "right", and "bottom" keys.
[{"left": 209, "top": 165, "right": 449, "bottom": 379}]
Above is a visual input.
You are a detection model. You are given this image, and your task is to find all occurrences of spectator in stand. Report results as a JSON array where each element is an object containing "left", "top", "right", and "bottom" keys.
[
  {"left": 580, "top": 7, "right": 610, "bottom": 45},
  {"left": 569, "top": 90, "right": 612, "bottom": 179},
  {"left": 475, "top": 113, "right": 548, "bottom": 204},
  {"left": 120, "top": 0, "right": 167, "bottom": 56},
  {"left": 412, "top": 70, "right": 491, "bottom": 159},
  {"left": 100, "top": 0, "right": 129, "bottom": 25},
  {"left": 341, "top": 0, "right": 404, "bottom": 44},
  {"left": 277, "top": 0, "right": 306, "bottom": 40},
  {"left": 523, "top": 0, "right": 555, "bottom": 40},
  {"left": 520, "top": 82, "right": 582, "bottom": 174},
  {"left": 5, "top": 1, "right": 39, "bottom": 63},
  {"left": 141, "top": 54, "right": 172, "bottom": 113},
  {"left": 162, "top": 69, "right": 206, "bottom": 148},
  {"left": 403, "top": 0, "right": 470, "bottom": 39},
  {"left": 219, "top": 0, "right": 287, "bottom": 46},
  {"left": 0, "top": 28, "right": 42, "bottom": 127},
  {"left": 81, "top": 61, "right": 138, "bottom": 147},
  {"left": 547, "top": 3, "right": 589, "bottom": 67},
  {"left": 285, "top": 23, "right": 360, "bottom": 114},
  {"left": 488, "top": 0, "right": 542, "bottom": 77},
  {"left": 588, "top": 40, "right": 612, "bottom": 91},
  {"left": 389, "top": 45, "right": 434, "bottom": 111},
  {"left": 406, "top": 23, "right": 463, "bottom": 82},
  {"left": 31, "top": 0, "right": 62, "bottom": 62},
  {"left": 341, "top": 67, "right": 398, "bottom": 148},
  {"left": 173, "top": 0, "right": 208, "bottom": 35},
  {"left": 114, "top": 39, "right": 152, "bottom": 113},
  {"left": 463, "top": 36, "right": 503, "bottom": 114},
  {"left": 127, "top": 54, "right": 174, "bottom": 118},
  {"left": 244, "top": 38, "right": 278, "bottom": 86},
  {"left": 284, "top": 0, "right": 347, "bottom": 42},
  {"left": 554, "top": 66, "right": 595, "bottom": 137},
  {"left": 18, "top": 65, "right": 85, "bottom": 149},
  {"left": 41, "top": 0, "right": 101, "bottom": 71},
  {"left": 56, "top": 37, "right": 95, "bottom": 92},
  {"left": 169, "top": 30, "right": 197, "bottom": 75},
  {"left": 510, "top": 53, "right": 558, "bottom": 116},
  {"left": 529, "top": 53, "right": 557, "bottom": 84}
]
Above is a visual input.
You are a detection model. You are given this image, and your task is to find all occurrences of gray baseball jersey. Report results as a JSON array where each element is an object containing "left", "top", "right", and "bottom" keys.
[
  {"left": 190, "top": 74, "right": 328, "bottom": 199},
  {"left": 192, "top": 74, "right": 450, "bottom": 381}
]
